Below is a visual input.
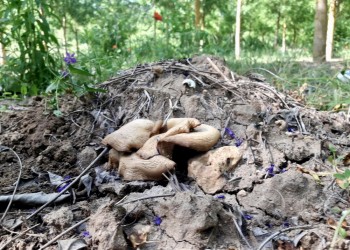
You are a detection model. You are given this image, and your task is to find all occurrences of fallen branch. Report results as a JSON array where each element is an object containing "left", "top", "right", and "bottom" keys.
[
  {"left": 24, "top": 147, "right": 108, "bottom": 223},
  {"left": 0, "top": 223, "right": 40, "bottom": 250},
  {"left": 257, "top": 224, "right": 313, "bottom": 250},
  {"left": 116, "top": 193, "right": 175, "bottom": 206},
  {"left": 39, "top": 218, "right": 90, "bottom": 250}
]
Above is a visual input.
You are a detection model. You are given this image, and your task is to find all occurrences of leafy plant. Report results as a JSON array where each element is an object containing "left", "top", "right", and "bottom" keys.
[
  {"left": 45, "top": 52, "right": 104, "bottom": 116},
  {"left": 0, "top": 0, "right": 59, "bottom": 95}
]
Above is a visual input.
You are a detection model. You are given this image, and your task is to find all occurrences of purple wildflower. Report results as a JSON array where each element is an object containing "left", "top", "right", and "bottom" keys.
[
  {"left": 265, "top": 222, "right": 272, "bottom": 228},
  {"left": 282, "top": 221, "right": 290, "bottom": 228},
  {"left": 57, "top": 183, "right": 69, "bottom": 192},
  {"left": 244, "top": 214, "right": 253, "bottom": 220},
  {"left": 225, "top": 127, "right": 236, "bottom": 139},
  {"left": 215, "top": 195, "right": 225, "bottom": 199},
  {"left": 153, "top": 216, "right": 162, "bottom": 226},
  {"left": 287, "top": 127, "right": 296, "bottom": 133},
  {"left": 280, "top": 168, "right": 288, "bottom": 173},
  {"left": 57, "top": 175, "right": 71, "bottom": 192},
  {"left": 61, "top": 70, "right": 69, "bottom": 78},
  {"left": 63, "top": 52, "right": 77, "bottom": 65},
  {"left": 82, "top": 231, "right": 91, "bottom": 238},
  {"left": 266, "top": 164, "right": 275, "bottom": 177},
  {"left": 235, "top": 138, "right": 243, "bottom": 147}
]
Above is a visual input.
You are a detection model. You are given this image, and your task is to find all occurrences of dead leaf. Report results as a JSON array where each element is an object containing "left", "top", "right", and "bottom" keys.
[{"left": 343, "top": 152, "right": 350, "bottom": 166}]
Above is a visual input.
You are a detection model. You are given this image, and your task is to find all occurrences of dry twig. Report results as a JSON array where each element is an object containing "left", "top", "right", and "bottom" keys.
[
  {"left": 0, "top": 146, "right": 24, "bottom": 224},
  {"left": 39, "top": 218, "right": 89, "bottom": 250}
]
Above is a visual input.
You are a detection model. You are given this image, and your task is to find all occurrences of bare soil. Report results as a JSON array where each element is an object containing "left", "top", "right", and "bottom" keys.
[{"left": 0, "top": 55, "right": 350, "bottom": 249}]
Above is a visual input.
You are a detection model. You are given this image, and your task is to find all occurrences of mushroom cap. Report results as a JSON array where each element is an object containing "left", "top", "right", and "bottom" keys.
[
  {"left": 136, "top": 134, "right": 161, "bottom": 160},
  {"left": 159, "top": 124, "right": 220, "bottom": 153},
  {"left": 162, "top": 118, "right": 200, "bottom": 132},
  {"left": 102, "top": 119, "right": 155, "bottom": 152},
  {"left": 107, "top": 148, "right": 121, "bottom": 170},
  {"left": 137, "top": 118, "right": 201, "bottom": 159},
  {"left": 188, "top": 146, "right": 242, "bottom": 194},
  {"left": 118, "top": 153, "right": 175, "bottom": 181}
]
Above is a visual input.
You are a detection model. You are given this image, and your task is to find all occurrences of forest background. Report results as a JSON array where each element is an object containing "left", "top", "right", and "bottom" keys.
[{"left": 0, "top": 0, "right": 349, "bottom": 111}]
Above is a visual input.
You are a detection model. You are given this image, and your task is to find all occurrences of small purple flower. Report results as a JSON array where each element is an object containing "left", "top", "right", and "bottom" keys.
[
  {"left": 265, "top": 222, "right": 272, "bottom": 228},
  {"left": 57, "top": 183, "right": 69, "bottom": 192},
  {"left": 153, "top": 216, "right": 162, "bottom": 226},
  {"left": 215, "top": 195, "right": 225, "bottom": 199},
  {"left": 82, "top": 231, "right": 91, "bottom": 238},
  {"left": 244, "top": 214, "right": 253, "bottom": 220},
  {"left": 282, "top": 221, "right": 290, "bottom": 228},
  {"left": 235, "top": 138, "right": 243, "bottom": 147},
  {"left": 64, "top": 52, "right": 77, "bottom": 65},
  {"left": 266, "top": 164, "right": 275, "bottom": 177},
  {"left": 57, "top": 176, "right": 71, "bottom": 192},
  {"left": 225, "top": 127, "right": 236, "bottom": 139},
  {"left": 287, "top": 127, "right": 296, "bottom": 133},
  {"left": 63, "top": 175, "right": 71, "bottom": 181},
  {"left": 61, "top": 70, "right": 69, "bottom": 78}
]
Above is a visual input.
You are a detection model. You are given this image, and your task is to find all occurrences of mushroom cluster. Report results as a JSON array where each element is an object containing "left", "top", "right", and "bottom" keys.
[{"left": 102, "top": 118, "right": 221, "bottom": 181}]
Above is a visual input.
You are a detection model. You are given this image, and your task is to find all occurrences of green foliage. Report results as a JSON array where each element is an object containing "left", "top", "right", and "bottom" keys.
[
  {"left": 0, "top": 0, "right": 58, "bottom": 95},
  {"left": 0, "top": 0, "right": 349, "bottom": 112}
]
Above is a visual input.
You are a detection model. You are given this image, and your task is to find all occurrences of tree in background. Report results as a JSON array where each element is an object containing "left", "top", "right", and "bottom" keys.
[
  {"left": 235, "top": 0, "right": 242, "bottom": 59},
  {"left": 313, "top": 0, "right": 328, "bottom": 62},
  {"left": 326, "top": 0, "right": 337, "bottom": 61}
]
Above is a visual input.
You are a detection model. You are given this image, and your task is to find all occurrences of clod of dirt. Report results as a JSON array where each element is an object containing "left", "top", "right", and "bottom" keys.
[
  {"left": 188, "top": 146, "right": 242, "bottom": 194},
  {"left": 238, "top": 169, "right": 324, "bottom": 227},
  {"left": 87, "top": 202, "right": 127, "bottom": 250},
  {"left": 118, "top": 153, "right": 175, "bottom": 180},
  {"left": 77, "top": 146, "right": 97, "bottom": 168},
  {"left": 43, "top": 206, "right": 73, "bottom": 235},
  {"left": 102, "top": 119, "right": 156, "bottom": 152},
  {"left": 121, "top": 188, "right": 244, "bottom": 249}
]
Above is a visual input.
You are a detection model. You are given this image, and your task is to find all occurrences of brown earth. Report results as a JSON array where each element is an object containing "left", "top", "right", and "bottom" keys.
[{"left": 0, "top": 55, "right": 350, "bottom": 249}]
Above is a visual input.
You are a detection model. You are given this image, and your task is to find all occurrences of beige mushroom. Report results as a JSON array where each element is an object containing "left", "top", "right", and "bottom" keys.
[
  {"left": 137, "top": 118, "right": 201, "bottom": 159},
  {"left": 158, "top": 124, "right": 221, "bottom": 157},
  {"left": 161, "top": 118, "right": 200, "bottom": 132},
  {"left": 107, "top": 148, "right": 121, "bottom": 170},
  {"left": 119, "top": 153, "right": 175, "bottom": 181},
  {"left": 102, "top": 119, "right": 155, "bottom": 152},
  {"left": 188, "top": 146, "right": 242, "bottom": 194}
]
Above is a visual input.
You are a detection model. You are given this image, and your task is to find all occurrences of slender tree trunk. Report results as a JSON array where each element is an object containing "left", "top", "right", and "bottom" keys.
[
  {"left": 195, "top": 0, "right": 201, "bottom": 28},
  {"left": 274, "top": 11, "right": 280, "bottom": 48},
  {"left": 0, "top": 33, "right": 5, "bottom": 65},
  {"left": 281, "top": 21, "right": 286, "bottom": 53},
  {"left": 235, "top": 0, "right": 242, "bottom": 60},
  {"left": 74, "top": 28, "right": 79, "bottom": 54},
  {"left": 326, "top": 0, "right": 336, "bottom": 61},
  {"left": 313, "top": 0, "right": 328, "bottom": 62},
  {"left": 63, "top": 15, "right": 67, "bottom": 51}
]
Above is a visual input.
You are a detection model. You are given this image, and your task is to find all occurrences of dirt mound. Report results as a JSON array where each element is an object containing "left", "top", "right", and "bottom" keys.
[{"left": 0, "top": 55, "right": 350, "bottom": 249}]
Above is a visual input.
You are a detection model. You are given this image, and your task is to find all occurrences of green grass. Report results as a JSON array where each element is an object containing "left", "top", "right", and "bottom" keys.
[{"left": 226, "top": 51, "right": 350, "bottom": 111}]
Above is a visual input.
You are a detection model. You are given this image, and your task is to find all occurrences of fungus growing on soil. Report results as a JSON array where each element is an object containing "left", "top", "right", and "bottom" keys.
[
  {"left": 118, "top": 153, "right": 176, "bottom": 180},
  {"left": 102, "top": 119, "right": 156, "bottom": 152},
  {"left": 158, "top": 124, "right": 221, "bottom": 158},
  {"left": 188, "top": 146, "right": 242, "bottom": 194},
  {"left": 102, "top": 118, "right": 221, "bottom": 181}
]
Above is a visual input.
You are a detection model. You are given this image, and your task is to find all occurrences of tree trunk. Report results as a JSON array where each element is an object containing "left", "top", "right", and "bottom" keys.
[
  {"left": 274, "top": 11, "right": 280, "bottom": 48},
  {"left": 235, "top": 0, "right": 242, "bottom": 60},
  {"left": 63, "top": 10, "right": 67, "bottom": 51},
  {"left": 195, "top": 0, "right": 201, "bottom": 28},
  {"left": 74, "top": 28, "right": 79, "bottom": 54},
  {"left": 0, "top": 33, "right": 5, "bottom": 65},
  {"left": 312, "top": 0, "right": 328, "bottom": 62},
  {"left": 326, "top": 0, "right": 336, "bottom": 61},
  {"left": 281, "top": 21, "right": 286, "bottom": 53}
]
